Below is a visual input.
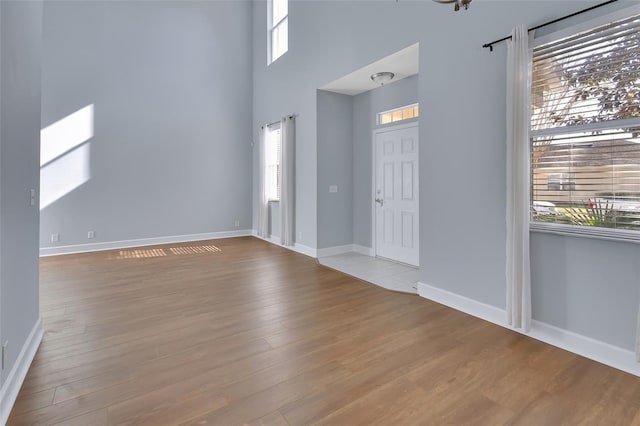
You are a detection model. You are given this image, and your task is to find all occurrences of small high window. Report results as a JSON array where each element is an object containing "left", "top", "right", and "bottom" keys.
[
  {"left": 269, "top": 0, "right": 288, "bottom": 64},
  {"left": 377, "top": 103, "right": 419, "bottom": 126}
]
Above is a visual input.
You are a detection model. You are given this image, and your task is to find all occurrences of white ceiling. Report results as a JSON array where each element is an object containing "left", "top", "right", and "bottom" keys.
[{"left": 319, "top": 43, "right": 419, "bottom": 96}]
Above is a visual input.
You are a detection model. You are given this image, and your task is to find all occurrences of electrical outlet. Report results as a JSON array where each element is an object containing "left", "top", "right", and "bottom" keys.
[
  {"left": 51, "top": 233, "right": 59, "bottom": 243},
  {"left": 87, "top": 231, "right": 95, "bottom": 239},
  {"left": 297, "top": 231, "right": 302, "bottom": 240},
  {"left": 29, "top": 189, "right": 36, "bottom": 206},
  {"left": 234, "top": 219, "right": 240, "bottom": 228}
]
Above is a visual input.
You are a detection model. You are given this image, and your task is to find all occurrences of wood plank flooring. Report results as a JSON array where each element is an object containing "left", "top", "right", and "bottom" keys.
[{"left": 8, "top": 236, "right": 640, "bottom": 425}]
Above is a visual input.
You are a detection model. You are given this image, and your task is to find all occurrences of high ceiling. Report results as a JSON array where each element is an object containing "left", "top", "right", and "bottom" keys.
[{"left": 319, "top": 43, "right": 419, "bottom": 96}]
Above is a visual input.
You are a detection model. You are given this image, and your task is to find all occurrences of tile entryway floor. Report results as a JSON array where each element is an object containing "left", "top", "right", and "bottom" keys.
[{"left": 318, "top": 252, "right": 418, "bottom": 294}]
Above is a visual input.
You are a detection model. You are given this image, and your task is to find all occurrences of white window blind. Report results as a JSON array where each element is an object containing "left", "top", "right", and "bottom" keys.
[
  {"left": 269, "top": 0, "right": 288, "bottom": 64},
  {"left": 531, "top": 12, "right": 640, "bottom": 235},
  {"left": 266, "top": 125, "right": 281, "bottom": 202}
]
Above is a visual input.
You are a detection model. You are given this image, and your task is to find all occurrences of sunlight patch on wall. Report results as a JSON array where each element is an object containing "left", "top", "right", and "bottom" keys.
[
  {"left": 40, "top": 143, "right": 91, "bottom": 209},
  {"left": 41, "top": 104, "right": 94, "bottom": 166},
  {"left": 40, "top": 104, "right": 94, "bottom": 209}
]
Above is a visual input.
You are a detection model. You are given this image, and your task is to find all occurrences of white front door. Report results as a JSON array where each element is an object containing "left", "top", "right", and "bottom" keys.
[{"left": 374, "top": 124, "right": 419, "bottom": 266}]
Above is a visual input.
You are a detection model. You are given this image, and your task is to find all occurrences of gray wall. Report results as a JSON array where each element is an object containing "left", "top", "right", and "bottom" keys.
[
  {"left": 252, "top": 0, "right": 640, "bottom": 351},
  {"left": 418, "top": 1, "right": 639, "bottom": 351},
  {"left": 352, "top": 75, "right": 419, "bottom": 248},
  {"left": 317, "top": 90, "right": 353, "bottom": 249},
  {"left": 531, "top": 234, "right": 640, "bottom": 349},
  {"left": 0, "top": 0, "right": 43, "bottom": 384},
  {"left": 40, "top": 0, "right": 253, "bottom": 248}
]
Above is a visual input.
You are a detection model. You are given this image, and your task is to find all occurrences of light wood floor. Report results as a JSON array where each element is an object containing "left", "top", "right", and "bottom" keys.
[{"left": 9, "top": 237, "right": 640, "bottom": 425}]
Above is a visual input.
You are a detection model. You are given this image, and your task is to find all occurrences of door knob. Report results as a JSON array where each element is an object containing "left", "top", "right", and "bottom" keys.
[{"left": 375, "top": 198, "right": 384, "bottom": 207}]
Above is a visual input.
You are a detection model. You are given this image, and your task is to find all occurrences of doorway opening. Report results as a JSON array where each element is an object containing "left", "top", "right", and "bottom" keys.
[{"left": 316, "top": 43, "right": 420, "bottom": 291}]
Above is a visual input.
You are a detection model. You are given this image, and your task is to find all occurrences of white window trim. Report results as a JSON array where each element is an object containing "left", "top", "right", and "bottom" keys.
[
  {"left": 529, "top": 4, "right": 640, "bottom": 242},
  {"left": 531, "top": 222, "right": 640, "bottom": 244},
  {"left": 270, "top": 16, "right": 287, "bottom": 62},
  {"left": 267, "top": 0, "right": 288, "bottom": 65},
  {"left": 377, "top": 103, "right": 419, "bottom": 126},
  {"left": 272, "top": 14, "right": 287, "bottom": 33}
]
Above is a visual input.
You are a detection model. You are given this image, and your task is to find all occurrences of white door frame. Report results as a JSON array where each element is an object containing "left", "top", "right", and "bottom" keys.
[{"left": 371, "top": 121, "right": 419, "bottom": 264}]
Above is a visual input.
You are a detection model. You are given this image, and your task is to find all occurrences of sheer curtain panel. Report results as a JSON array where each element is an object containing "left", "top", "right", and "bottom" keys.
[
  {"left": 506, "top": 25, "right": 532, "bottom": 332},
  {"left": 280, "top": 116, "right": 295, "bottom": 246},
  {"left": 257, "top": 126, "right": 269, "bottom": 239}
]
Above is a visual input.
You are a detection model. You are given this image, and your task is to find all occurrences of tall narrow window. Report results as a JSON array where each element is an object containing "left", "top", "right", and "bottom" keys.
[
  {"left": 266, "top": 124, "right": 281, "bottom": 201},
  {"left": 530, "top": 12, "right": 640, "bottom": 236},
  {"left": 269, "top": 0, "right": 288, "bottom": 64}
]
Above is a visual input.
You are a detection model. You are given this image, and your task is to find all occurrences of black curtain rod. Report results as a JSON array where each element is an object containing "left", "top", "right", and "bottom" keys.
[
  {"left": 482, "top": 0, "right": 619, "bottom": 52},
  {"left": 262, "top": 115, "right": 297, "bottom": 129}
]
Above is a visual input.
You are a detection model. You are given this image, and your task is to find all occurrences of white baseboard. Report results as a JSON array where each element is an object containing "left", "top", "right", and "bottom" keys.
[
  {"left": 352, "top": 244, "right": 374, "bottom": 257},
  {"left": 250, "top": 232, "right": 372, "bottom": 260},
  {"left": 417, "top": 282, "right": 640, "bottom": 377},
  {"left": 417, "top": 281, "right": 506, "bottom": 326},
  {"left": 39, "top": 230, "right": 254, "bottom": 257},
  {"left": 293, "top": 242, "right": 318, "bottom": 258},
  {"left": 0, "top": 319, "right": 44, "bottom": 424},
  {"left": 251, "top": 231, "right": 317, "bottom": 258},
  {"left": 528, "top": 319, "right": 640, "bottom": 376},
  {"left": 317, "top": 245, "right": 354, "bottom": 258},
  {"left": 316, "top": 244, "right": 374, "bottom": 258}
]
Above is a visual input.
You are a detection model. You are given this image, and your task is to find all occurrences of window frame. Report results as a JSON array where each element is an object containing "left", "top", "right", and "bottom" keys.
[
  {"left": 265, "top": 122, "right": 282, "bottom": 202},
  {"left": 268, "top": 0, "right": 288, "bottom": 65},
  {"left": 377, "top": 103, "right": 419, "bottom": 126},
  {"left": 529, "top": 4, "right": 640, "bottom": 243}
]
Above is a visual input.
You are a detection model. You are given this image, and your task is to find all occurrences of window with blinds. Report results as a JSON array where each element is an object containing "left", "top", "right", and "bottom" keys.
[
  {"left": 266, "top": 124, "right": 281, "bottom": 202},
  {"left": 530, "top": 12, "right": 640, "bottom": 235}
]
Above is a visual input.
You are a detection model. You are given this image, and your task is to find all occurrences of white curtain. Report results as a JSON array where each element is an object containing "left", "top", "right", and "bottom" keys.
[
  {"left": 280, "top": 116, "right": 295, "bottom": 246},
  {"left": 506, "top": 25, "right": 532, "bottom": 332},
  {"left": 257, "top": 126, "right": 269, "bottom": 239}
]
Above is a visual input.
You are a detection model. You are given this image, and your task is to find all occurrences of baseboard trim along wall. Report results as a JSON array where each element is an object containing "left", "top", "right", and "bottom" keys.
[
  {"left": 252, "top": 232, "right": 318, "bottom": 258},
  {"left": 254, "top": 236, "right": 374, "bottom": 260},
  {"left": 316, "top": 244, "right": 374, "bottom": 258},
  {"left": 0, "top": 319, "right": 44, "bottom": 425},
  {"left": 293, "top": 242, "right": 317, "bottom": 258},
  {"left": 352, "top": 244, "right": 375, "bottom": 257},
  {"left": 39, "top": 230, "right": 254, "bottom": 257},
  {"left": 417, "top": 282, "right": 640, "bottom": 377},
  {"left": 317, "top": 245, "right": 355, "bottom": 258}
]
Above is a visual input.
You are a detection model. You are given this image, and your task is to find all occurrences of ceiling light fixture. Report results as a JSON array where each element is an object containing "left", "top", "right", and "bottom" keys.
[
  {"left": 433, "top": 0, "right": 472, "bottom": 12},
  {"left": 370, "top": 72, "right": 395, "bottom": 86}
]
